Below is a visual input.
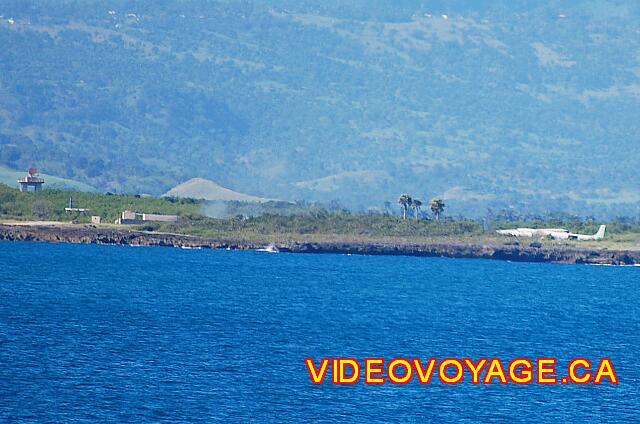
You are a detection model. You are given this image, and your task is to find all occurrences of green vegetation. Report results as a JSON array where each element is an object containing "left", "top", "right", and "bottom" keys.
[
  {"left": 1, "top": 2, "right": 640, "bottom": 216},
  {"left": 398, "top": 194, "right": 412, "bottom": 220},
  {"left": 0, "top": 165, "right": 96, "bottom": 192},
  {"left": 0, "top": 183, "right": 200, "bottom": 223},
  {"left": 1, "top": 183, "right": 639, "bottom": 249},
  {"left": 411, "top": 199, "right": 422, "bottom": 221},
  {"left": 398, "top": 194, "right": 444, "bottom": 222},
  {"left": 160, "top": 212, "right": 482, "bottom": 241},
  {"left": 430, "top": 199, "right": 446, "bottom": 221}
]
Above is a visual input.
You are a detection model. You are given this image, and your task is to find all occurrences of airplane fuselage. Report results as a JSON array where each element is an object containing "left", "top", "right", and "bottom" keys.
[{"left": 497, "top": 225, "right": 606, "bottom": 241}]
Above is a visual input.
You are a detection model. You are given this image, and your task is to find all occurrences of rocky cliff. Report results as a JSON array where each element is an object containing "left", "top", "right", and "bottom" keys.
[{"left": 1, "top": 224, "right": 638, "bottom": 266}]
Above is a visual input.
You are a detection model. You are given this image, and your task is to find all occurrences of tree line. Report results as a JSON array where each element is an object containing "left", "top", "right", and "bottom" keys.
[{"left": 398, "top": 194, "right": 445, "bottom": 221}]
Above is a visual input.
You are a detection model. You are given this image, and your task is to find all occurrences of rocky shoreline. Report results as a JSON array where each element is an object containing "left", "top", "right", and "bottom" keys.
[{"left": 1, "top": 224, "right": 639, "bottom": 265}]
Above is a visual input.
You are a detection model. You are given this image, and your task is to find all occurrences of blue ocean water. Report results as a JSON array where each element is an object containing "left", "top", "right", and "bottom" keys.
[{"left": 0, "top": 241, "right": 638, "bottom": 423}]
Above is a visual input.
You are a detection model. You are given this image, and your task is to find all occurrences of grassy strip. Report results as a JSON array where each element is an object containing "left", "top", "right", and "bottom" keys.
[{"left": 1, "top": 183, "right": 639, "bottom": 249}]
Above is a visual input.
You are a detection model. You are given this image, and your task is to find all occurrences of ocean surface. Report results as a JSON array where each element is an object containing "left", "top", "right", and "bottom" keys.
[{"left": 0, "top": 241, "right": 638, "bottom": 423}]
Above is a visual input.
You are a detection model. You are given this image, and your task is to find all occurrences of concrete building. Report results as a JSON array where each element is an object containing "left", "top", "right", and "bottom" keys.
[
  {"left": 18, "top": 168, "right": 44, "bottom": 192},
  {"left": 91, "top": 216, "right": 102, "bottom": 224},
  {"left": 116, "top": 211, "right": 143, "bottom": 224},
  {"left": 116, "top": 210, "right": 178, "bottom": 225},
  {"left": 142, "top": 213, "right": 178, "bottom": 223}
]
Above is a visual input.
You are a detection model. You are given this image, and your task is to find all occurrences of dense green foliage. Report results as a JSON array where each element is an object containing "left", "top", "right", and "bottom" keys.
[
  {"left": 1, "top": 1, "right": 640, "bottom": 217},
  {"left": 1, "top": 184, "right": 639, "bottom": 245},
  {"left": 164, "top": 213, "right": 640, "bottom": 241},
  {"left": 166, "top": 212, "right": 482, "bottom": 239},
  {"left": 0, "top": 184, "right": 200, "bottom": 223}
]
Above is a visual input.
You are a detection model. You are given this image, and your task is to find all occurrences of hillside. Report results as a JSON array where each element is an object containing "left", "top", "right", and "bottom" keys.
[
  {"left": 0, "top": 183, "right": 200, "bottom": 223},
  {"left": 1, "top": 181, "right": 638, "bottom": 251},
  {"left": 165, "top": 178, "right": 272, "bottom": 202},
  {"left": 1, "top": 1, "right": 640, "bottom": 216},
  {"left": 0, "top": 165, "right": 96, "bottom": 192}
]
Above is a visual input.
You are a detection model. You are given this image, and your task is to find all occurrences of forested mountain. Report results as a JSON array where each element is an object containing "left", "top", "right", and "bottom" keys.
[{"left": 1, "top": 1, "right": 639, "bottom": 216}]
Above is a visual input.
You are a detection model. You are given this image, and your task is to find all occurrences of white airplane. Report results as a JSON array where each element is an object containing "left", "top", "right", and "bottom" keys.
[{"left": 497, "top": 225, "right": 606, "bottom": 241}]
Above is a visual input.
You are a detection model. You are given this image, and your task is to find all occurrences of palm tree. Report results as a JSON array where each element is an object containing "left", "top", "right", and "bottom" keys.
[
  {"left": 398, "top": 194, "right": 412, "bottom": 220},
  {"left": 430, "top": 198, "right": 445, "bottom": 221},
  {"left": 411, "top": 199, "right": 422, "bottom": 220}
]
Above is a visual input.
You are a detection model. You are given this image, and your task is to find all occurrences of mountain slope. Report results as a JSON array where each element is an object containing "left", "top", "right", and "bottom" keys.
[
  {"left": 0, "top": 165, "right": 96, "bottom": 192},
  {"left": 0, "top": 1, "right": 639, "bottom": 216}
]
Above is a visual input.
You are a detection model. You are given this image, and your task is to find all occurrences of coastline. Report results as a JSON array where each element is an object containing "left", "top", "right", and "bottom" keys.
[{"left": 1, "top": 223, "right": 639, "bottom": 265}]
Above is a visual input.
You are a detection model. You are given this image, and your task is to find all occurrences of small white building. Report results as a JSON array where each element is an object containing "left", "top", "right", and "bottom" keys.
[
  {"left": 116, "top": 210, "right": 178, "bottom": 225},
  {"left": 142, "top": 213, "right": 178, "bottom": 223}
]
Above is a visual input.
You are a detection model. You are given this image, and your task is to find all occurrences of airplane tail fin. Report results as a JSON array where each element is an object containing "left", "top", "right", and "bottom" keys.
[{"left": 594, "top": 225, "right": 606, "bottom": 240}]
